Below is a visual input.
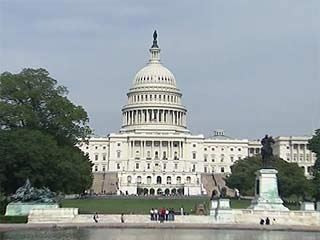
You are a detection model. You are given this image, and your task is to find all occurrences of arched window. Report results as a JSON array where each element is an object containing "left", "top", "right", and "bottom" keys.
[
  {"left": 137, "top": 176, "right": 142, "bottom": 184},
  {"left": 167, "top": 176, "right": 172, "bottom": 184},
  {"left": 127, "top": 176, "right": 132, "bottom": 184},
  {"left": 147, "top": 176, "right": 152, "bottom": 184},
  {"left": 155, "top": 151, "right": 159, "bottom": 159},
  {"left": 176, "top": 176, "right": 181, "bottom": 184},
  {"left": 157, "top": 176, "right": 162, "bottom": 184},
  {"left": 186, "top": 176, "right": 191, "bottom": 184}
]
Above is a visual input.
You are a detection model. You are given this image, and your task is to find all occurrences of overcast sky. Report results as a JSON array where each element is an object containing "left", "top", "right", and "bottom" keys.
[{"left": 1, "top": 0, "right": 319, "bottom": 139}]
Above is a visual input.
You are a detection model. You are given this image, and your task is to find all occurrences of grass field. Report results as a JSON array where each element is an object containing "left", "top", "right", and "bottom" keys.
[
  {"left": 61, "top": 198, "right": 300, "bottom": 215},
  {"left": 0, "top": 216, "right": 27, "bottom": 223},
  {"left": 61, "top": 198, "right": 210, "bottom": 214}
]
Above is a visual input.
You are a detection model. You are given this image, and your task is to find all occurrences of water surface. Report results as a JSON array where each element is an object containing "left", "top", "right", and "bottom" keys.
[{"left": 1, "top": 228, "right": 319, "bottom": 240}]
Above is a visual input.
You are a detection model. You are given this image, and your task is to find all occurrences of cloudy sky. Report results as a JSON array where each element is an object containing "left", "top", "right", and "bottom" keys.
[{"left": 1, "top": 0, "right": 319, "bottom": 139}]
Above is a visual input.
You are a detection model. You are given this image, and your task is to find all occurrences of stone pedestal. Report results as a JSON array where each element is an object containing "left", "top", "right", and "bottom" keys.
[
  {"left": 301, "top": 202, "right": 315, "bottom": 211},
  {"left": 249, "top": 169, "right": 289, "bottom": 211},
  {"left": 5, "top": 202, "right": 59, "bottom": 216},
  {"left": 210, "top": 199, "right": 233, "bottom": 223},
  {"left": 209, "top": 200, "right": 218, "bottom": 216}
]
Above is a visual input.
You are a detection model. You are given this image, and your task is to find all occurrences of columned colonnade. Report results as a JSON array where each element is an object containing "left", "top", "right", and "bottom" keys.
[
  {"left": 122, "top": 109, "right": 186, "bottom": 127},
  {"left": 127, "top": 140, "right": 184, "bottom": 160}
]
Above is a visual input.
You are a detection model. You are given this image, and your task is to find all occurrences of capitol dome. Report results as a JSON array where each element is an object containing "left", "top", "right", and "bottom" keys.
[
  {"left": 120, "top": 31, "right": 189, "bottom": 134},
  {"left": 133, "top": 64, "right": 176, "bottom": 87}
]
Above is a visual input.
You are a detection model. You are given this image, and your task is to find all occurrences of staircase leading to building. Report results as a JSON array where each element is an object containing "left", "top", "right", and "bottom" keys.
[
  {"left": 201, "top": 173, "right": 235, "bottom": 197},
  {"left": 91, "top": 172, "right": 118, "bottom": 194}
]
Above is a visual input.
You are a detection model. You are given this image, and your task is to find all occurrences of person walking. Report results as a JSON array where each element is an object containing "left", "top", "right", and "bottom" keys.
[
  {"left": 154, "top": 208, "right": 158, "bottom": 221},
  {"left": 165, "top": 208, "right": 169, "bottom": 221},
  {"left": 150, "top": 208, "right": 154, "bottom": 221},
  {"left": 93, "top": 212, "right": 99, "bottom": 223},
  {"left": 121, "top": 213, "right": 125, "bottom": 223}
]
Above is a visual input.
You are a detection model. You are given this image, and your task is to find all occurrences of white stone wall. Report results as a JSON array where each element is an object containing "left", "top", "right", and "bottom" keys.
[
  {"left": 272, "top": 136, "right": 316, "bottom": 176},
  {"left": 29, "top": 208, "right": 320, "bottom": 226}
]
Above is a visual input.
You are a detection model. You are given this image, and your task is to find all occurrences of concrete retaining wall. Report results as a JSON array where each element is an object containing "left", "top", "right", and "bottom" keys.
[{"left": 28, "top": 208, "right": 320, "bottom": 226}]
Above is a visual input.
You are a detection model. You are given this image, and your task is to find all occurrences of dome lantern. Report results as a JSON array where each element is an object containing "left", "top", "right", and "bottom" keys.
[{"left": 149, "top": 30, "right": 161, "bottom": 64}]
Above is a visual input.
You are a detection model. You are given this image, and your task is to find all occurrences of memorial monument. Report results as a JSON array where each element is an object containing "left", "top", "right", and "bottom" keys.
[
  {"left": 5, "top": 179, "right": 59, "bottom": 216},
  {"left": 249, "top": 135, "right": 289, "bottom": 211}
]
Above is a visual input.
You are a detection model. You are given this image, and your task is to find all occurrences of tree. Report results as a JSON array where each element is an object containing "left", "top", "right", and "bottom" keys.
[
  {"left": 0, "top": 68, "right": 93, "bottom": 195},
  {"left": 225, "top": 156, "right": 312, "bottom": 200},
  {"left": 0, "top": 68, "right": 91, "bottom": 145},
  {"left": 308, "top": 129, "right": 320, "bottom": 201}
]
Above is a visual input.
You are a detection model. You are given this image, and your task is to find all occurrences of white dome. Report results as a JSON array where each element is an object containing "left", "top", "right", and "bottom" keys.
[{"left": 133, "top": 63, "right": 176, "bottom": 87}]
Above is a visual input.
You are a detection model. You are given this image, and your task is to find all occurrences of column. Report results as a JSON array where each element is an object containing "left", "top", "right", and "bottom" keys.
[
  {"left": 146, "top": 110, "right": 149, "bottom": 123},
  {"left": 157, "top": 110, "right": 159, "bottom": 123},
  {"left": 164, "top": 110, "right": 167, "bottom": 123},
  {"left": 160, "top": 141, "right": 162, "bottom": 159},
  {"left": 142, "top": 110, "right": 145, "bottom": 124},
  {"left": 142, "top": 141, "right": 145, "bottom": 158},
  {"left": 181, "top": 142, "right": 184, "bottom": 159},
  {"left": 128, "top": 140, "right": 131, "bottom": 159},
  {"left": 131, "top": 141, "right": 134, "bottom": 158},
  {"left": 135, "top": 111, "right": 138, "bottom": 124},
  {"left": 151, "top": 141, "right": 154, "bottom": 159}
]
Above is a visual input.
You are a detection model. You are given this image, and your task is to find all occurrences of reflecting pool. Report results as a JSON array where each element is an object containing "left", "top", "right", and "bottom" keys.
[{"left": 1, "top": 228, "right": 319, "bottom": 240}]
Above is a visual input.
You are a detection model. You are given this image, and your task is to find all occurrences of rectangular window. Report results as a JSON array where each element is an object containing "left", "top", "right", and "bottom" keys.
[
  {"left": 117, "top": 151, "right": 121, "bottom": 158},
  {"left": 95, "top": 154, "right": 98, "bottom": 161},
  {"left": 164, "top": 163, "right": 166, "bottom": 170},
  {"left": 192, "top": 152, "right": 196, "bottom": 159},
  {"left": 204, "top": 154, "right": 207, "bottom": 162},
  {"left": 117, "top": 163, "right": 120, "bottom": 170},
  {"left": 103, "top": 155, "right": 106, "bottom": 161},
  {"left": 175, "top": 163, "right": 178, "bottom": 170},
  {"left": 192, "top": 164, "right": 196, "bottom": 172},
  {"left": 95, "top": 166, "right": 98, "bottom": 172},
  {"left": 204, "top": 166, "right": 207, "bottom": 173},
  {"left": 136, "top": 163, "right": 139, "bottom": 169},
  {"left": 102, "top": 166, "right": 106, "bottom": 172},
  {"left": 147, "top": 163, "right": 150, "bottom": 169},
  {"left": 230, "top": 156, "right": 234, "bottom": 162},
  {"left": 221, "top": 167, "right": 225, "bottom": 173}
]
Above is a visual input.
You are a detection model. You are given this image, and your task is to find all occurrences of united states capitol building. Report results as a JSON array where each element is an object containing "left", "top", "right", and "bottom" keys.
[{"left": 79, "top": 33, "right": 316, "bottom": 196}]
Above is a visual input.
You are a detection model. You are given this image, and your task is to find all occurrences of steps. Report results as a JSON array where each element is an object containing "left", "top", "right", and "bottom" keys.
[
  {"left": 91, "top": 172, "right": 118, "bottom": 194},
  {"left": 201, "top": 173, "right": 235, "bottom": 197}
]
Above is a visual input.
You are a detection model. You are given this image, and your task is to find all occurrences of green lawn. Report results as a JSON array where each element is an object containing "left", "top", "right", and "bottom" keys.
[
  {"left": 61, "top": 198, "right": 210, "bottom": 214},
  {"left": 0, "top": 215, "right": 27, "bottom": 223},
  {"left": 61, "top": 198, "right": 300, "bottom": 214}
]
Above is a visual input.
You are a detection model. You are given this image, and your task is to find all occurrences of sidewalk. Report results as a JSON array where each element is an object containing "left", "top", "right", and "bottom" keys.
[{"left": 1, "top": 223, "right": 320, "bottom": 233}]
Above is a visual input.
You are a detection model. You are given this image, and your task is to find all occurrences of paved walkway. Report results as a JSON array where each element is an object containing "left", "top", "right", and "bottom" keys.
[{"left": 1, "top": 223, "right": 320, "bottom": 233}]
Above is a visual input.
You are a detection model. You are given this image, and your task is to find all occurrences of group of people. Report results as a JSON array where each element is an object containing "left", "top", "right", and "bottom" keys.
[
  {"left": 150, "top": 208, "right": 175, "bottom": 222},
  {"left": 260, "top": 217, "right": 275, "bottom": 225}
]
